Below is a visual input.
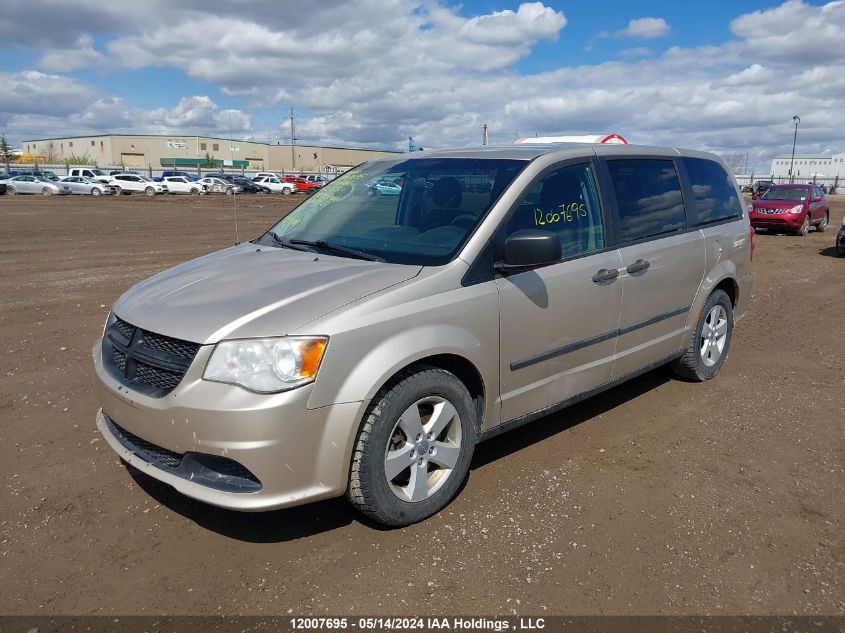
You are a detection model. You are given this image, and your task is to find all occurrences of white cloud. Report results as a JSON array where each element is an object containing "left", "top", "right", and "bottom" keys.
[
  {"left": 37, "top": 35, "right": 105, "bottom": 73},
  {"left": 730, "top": 0, "right": 845, "bottom": 64},
  {"left": 622, "top": 17, "right": 670, "bottom": 39}
]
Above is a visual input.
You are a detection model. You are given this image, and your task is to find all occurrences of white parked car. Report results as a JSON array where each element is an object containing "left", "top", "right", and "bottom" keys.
[
  {"left": 197, "top": 177, "right": 241, "bottom": 195},
  {"left": 109, "top": 174, "right": 168, "bottom": 196},
  {"left": 60, "top": 176, "right": 114, "bottom": 196},
  {"left": 162, "top": 176, "right": 207, "bottom": 195},
  {"left": 5, "top": 175, "right": 72, "bottom": 196},
  {"left": 67, "top": 168, "right": 112, "bottom": 184},
  {"left": 252, "top": 175, "right": 296, "bottom": 194},
  {"left": 253, "top": 172, "right": 280, "bottom": 180}
]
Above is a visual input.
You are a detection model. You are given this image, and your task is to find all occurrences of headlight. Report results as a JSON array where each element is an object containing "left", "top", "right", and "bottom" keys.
[
  {"left": 788, "top": 205, "right": 804, "bottom": 214},
  {"left": 203, "top": 337, "right": 328, "bottom": 393}
]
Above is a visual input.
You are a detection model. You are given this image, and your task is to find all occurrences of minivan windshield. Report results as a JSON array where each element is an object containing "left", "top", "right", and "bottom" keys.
[
  {"left": 261, "top": 157, "right": 527, "bottom": 265},
  {"left": 761, "top": 187, "right": 808, "bottom": 201}
]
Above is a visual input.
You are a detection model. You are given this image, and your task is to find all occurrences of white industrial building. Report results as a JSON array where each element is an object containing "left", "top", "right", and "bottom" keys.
[{"left": 770, "top": 153, "right": 845, "bottom": 180}]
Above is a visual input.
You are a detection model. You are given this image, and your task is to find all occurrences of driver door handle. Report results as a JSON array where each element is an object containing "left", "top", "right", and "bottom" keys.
[
  {"left": 626, "top": 259, "right": 650, "bottom": 274},
  {"left": 592, "top": 268, "right": 619, "bottom": 284}
]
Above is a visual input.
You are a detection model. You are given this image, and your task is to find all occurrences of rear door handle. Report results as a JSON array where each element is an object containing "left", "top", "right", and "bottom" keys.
[
  {"left": 626, "top": 259, "right": 650, "bottom": 274},
  {"left": 592, "top": 268, "right": 619, "bottom": 284}
]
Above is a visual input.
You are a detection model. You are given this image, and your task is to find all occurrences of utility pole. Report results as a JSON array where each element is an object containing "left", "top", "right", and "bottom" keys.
[
  {"left": 290, "top": 108, "right": 296, "bottom": 171},
  {"left": 789, "top": 115, "right": 800, "bottom": 183},
  {"left": 482, "top": 123, "right": 488, "bottom": 146}
]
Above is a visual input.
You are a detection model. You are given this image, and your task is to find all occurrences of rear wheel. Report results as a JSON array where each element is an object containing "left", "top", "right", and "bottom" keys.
[
  {"left": 796, "top": 214, "right": 810, "bottom": 236},
  {"left": 671, "top": 289, "right": 733, "bottom": 382},
  {"left": 347, "top": 366, "right": 477, "bottom": 527},
  {"left": 42, "top": 187, "right": 53, "bottom": 196},
  {"left": 816, "top": 212, "right": 829, "bottom": 232},
  {"left": 91, "top": 188, "right": 101, "bottom": 196}
]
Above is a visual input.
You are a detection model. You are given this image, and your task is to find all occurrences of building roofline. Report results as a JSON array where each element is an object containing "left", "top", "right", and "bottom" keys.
[{"left": 21, "top": 133, "right": 402, "bottom": 153}]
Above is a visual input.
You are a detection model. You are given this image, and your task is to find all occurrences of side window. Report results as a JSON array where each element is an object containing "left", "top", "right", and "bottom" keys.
[
  {"left": 505, "top": 162, "right": 605, "bottom": 258},
  {"left": 681, "top": 157, "right": 741, "bottom": 225},
  {"left": 608, "top": 159, "right": 685, "bottom": 243}
]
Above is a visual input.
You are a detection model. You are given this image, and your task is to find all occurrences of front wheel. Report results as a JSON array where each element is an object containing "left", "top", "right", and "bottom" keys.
[
  {"left": 282, "top": 187, "right": 291, "bottom": 195},
  {"left": 7, "top": 186, "right": 16, "bottom": 196},
  {"left": 42, "top": 187, "right": 53, "bottom": 196},
  {"left": 144, "top": 186, "right": 156, "bottom": 197},
  {"left": 816, "top": 212, "right": 829, "bottom": 232},
  {"left": 347, "top": 366, "right": 477, "bottom": 527},
  {"left": 671, "top": 289, "right": 733, "bottom": 382},
  {"left": 91, "top": 188, "right": 101, "bottom": 196},
  {"left": 796, "top": 214, "right": 810, "bottom": 236},
  {"left": 225, "top": 187, "right": 234, "bottom": 195}
]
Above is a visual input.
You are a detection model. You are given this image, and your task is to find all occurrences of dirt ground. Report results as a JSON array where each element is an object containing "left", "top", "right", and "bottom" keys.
[{"left": 0, "top": 192, "right": 843, "bottom": 616}]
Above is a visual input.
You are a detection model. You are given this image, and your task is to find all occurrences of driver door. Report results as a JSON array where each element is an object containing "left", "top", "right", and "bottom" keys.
[{"left": 496, "top": 161, "right": 623, "bottom": 422}]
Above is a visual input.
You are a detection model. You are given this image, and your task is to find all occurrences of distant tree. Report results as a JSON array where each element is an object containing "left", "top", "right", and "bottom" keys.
[
  {"left": 0, "top": 134, "right": 14, "bottom": 165},
  {"left": 203, "top": 152, "right": 216, "bottom": 167}
]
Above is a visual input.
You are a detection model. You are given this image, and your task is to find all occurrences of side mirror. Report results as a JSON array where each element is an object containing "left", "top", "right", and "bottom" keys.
[{"left": 495, "top": 229, "right": 562, "bottom": 272}]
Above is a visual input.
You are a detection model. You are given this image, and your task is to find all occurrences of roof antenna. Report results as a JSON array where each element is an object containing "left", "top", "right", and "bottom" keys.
[{"left": 229, "top": 111, "right": 239, "bottom": 245}]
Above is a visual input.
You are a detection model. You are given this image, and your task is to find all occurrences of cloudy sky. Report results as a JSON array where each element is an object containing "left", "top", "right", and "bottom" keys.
[{"left": 1, "top": 0, "right": 844, "bottom": 172}]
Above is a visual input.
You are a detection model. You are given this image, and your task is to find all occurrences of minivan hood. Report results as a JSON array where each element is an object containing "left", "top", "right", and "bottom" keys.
[{"left": 112, "top": 244, "right": 421, "bottom": 344}]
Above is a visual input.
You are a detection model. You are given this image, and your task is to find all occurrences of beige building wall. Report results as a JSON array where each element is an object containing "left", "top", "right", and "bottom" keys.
[{"left": 23, "top": 135, "right": 400, "bottom": 172}]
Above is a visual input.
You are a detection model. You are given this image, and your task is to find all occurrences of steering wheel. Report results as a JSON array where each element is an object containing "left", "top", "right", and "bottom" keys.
[{"left": 450, "top": 214, "right": 476, "bottom": 230}]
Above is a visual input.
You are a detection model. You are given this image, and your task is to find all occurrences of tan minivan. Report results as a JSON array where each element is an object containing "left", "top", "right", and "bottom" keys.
[{"left": 93, "top": 143, "right": 752, "bottom": 526}]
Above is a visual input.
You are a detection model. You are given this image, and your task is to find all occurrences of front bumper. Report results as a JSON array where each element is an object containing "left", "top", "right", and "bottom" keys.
[
  {"left": 92, "top": 339, "right": 366, "bottom": 511},
  {"left": 749, "top": 211, "right": 804, "bottom": 230}
]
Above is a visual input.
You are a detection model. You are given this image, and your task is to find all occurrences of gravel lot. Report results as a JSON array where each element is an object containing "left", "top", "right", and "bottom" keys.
[{"left": 0, "top": 193, "right": 843, "bottom": 616}]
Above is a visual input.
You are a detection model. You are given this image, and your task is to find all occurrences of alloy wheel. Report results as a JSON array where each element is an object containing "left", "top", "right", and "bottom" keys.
[{"left": 383, "top": 396, "right": 462, "bottom": 503}]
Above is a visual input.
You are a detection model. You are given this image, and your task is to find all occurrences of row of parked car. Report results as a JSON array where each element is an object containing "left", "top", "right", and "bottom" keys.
[{"left": 0, "top": 168, "right": 328, "bottom": 197}]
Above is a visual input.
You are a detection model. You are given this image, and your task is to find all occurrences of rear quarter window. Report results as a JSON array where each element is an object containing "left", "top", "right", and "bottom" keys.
[{"left": 681, "top": 157, "right": 741, "bottom": 225}]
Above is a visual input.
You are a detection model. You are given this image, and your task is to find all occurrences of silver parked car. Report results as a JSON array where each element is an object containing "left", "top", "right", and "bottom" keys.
[
  {"left": 6, "top": 175, "right": 71, "bottom": 196},
  {"left": 60, "top": 176, "right": 114, "bottom": 196},
  {"left": 93, "top": 144, "right": 753, "bottom": 526}
]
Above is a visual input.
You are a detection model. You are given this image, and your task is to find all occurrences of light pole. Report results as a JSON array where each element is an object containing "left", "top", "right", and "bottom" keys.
[{"left": 789, "top": 115, "right": 800, "bottom": 183}]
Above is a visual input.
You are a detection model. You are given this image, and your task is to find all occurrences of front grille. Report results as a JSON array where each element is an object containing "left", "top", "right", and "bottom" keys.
[
  {"left": 111, "top": 347, "right": 126, "bottom": 371},
  {"left": 103, "top": 316, "right": 201, "bottom": 397},
  {"left": 135, "top": 362, "right": 182, "bottom": 391},
  {"left": 142, "top": 331, "right": 200, "bottom": 358},
  {"left": 113, "top": 318, "right": 134, "bottom": 340}
]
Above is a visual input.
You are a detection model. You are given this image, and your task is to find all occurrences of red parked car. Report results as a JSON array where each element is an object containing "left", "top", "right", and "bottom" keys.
[
  {"left": 749, "top": 183, "right": 830, "bottom": 236},
  {"left": 281, "top": 176, "right": 321, "bottom": 195}
]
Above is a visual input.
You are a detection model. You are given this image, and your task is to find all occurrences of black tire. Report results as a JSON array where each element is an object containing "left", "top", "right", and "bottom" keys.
[
  {"left": 225, "top": 187, "right": 234, "bottom": 195},
  {"left": 816, "top": 212, "right": 829, "bottom": 232},
  {"left": 671, "top": 289, "right": 733, "bottom": 382},
  {"left": 91, "top": 188, "right": 101, "bottom": 196},
  {"left": 112, "top": 186, "right": 121, "bottom": 195},
  {"left": 282, "top": 187, "right": 291, "bottom": 195},
  {"left": 190, "top": 188, "right": 199, "bottom": 195},
  {"left": 42, "top": 187, "right": 53, "bottom": 196},
  {"left": 796, "top": 214, "right": 810, "bottom": 236},
  {"left": 7, "top": 186, "right": 16, "bottom": 196},
  {"left": 347, "top": 366, "right": 477, "bottom": 527},
  {"left": 144, "top": 186, "right": 156, "bottom": 197}
]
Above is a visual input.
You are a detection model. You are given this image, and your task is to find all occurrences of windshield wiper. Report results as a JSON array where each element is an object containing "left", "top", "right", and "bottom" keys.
[
  {"left": 289, "top": 239, "right": 384, "bottom": 262},
  {"left": 268, "top": 232, "right": 312, "bottom": 252}
]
